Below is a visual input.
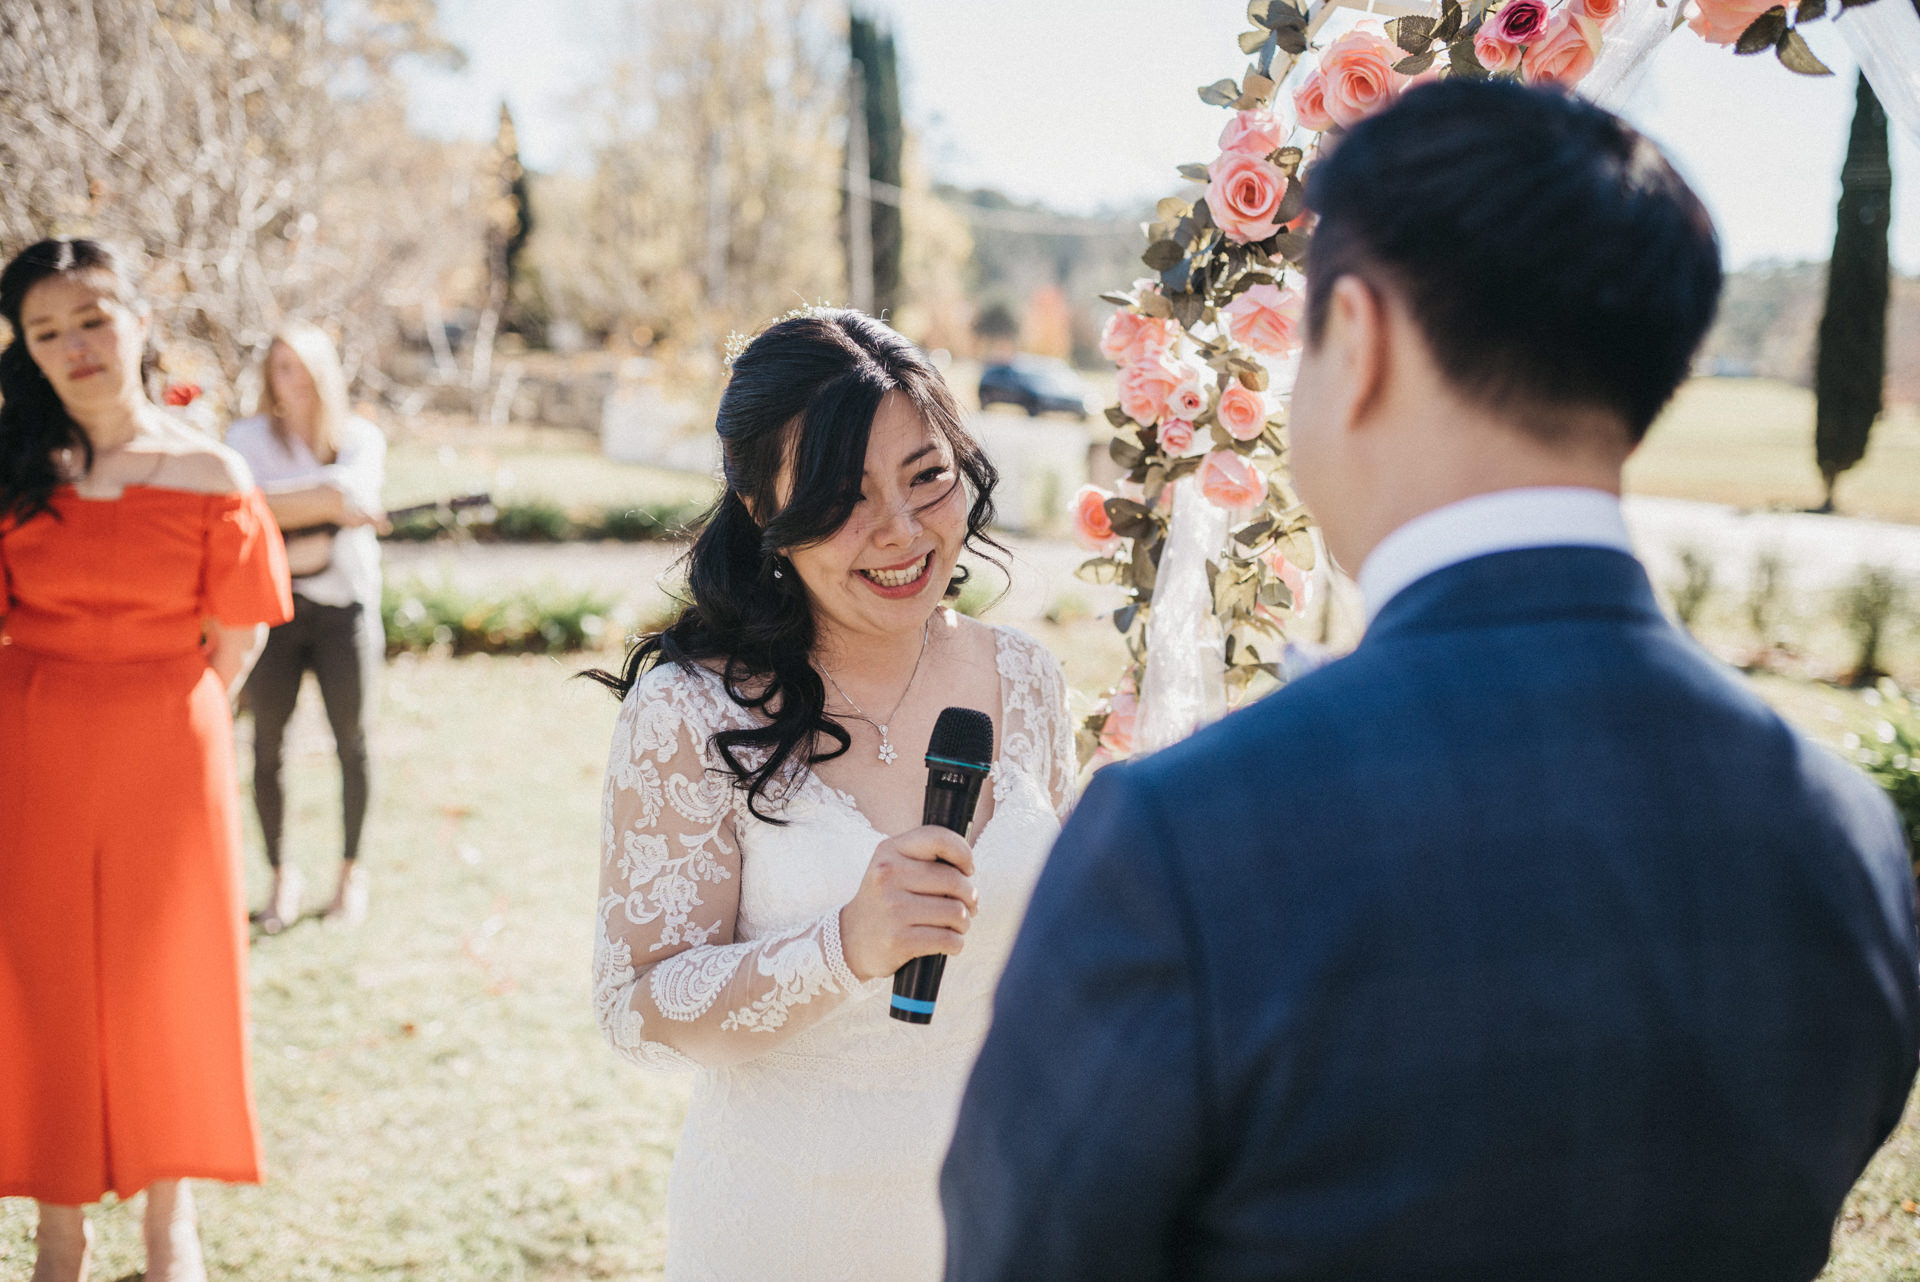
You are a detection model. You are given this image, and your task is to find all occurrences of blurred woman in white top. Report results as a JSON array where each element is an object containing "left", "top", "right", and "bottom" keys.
[{"left": 225, "top": 322, "right": 387, "bottom": 932}]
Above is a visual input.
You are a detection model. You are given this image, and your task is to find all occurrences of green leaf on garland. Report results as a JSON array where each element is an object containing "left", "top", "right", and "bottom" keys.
[
  {"left": 1075, "top": 558, "right": 1122, "bottom": 585},
  {"left": 1273, "top": 146, "right": 1304, "bottom": 177},
  {"left": 1435, "top": 0, "right": 1466, "bottom": 43},
  {"left": 1234, "top": 515, "right": 1277, "bottom": 545},
  {"left": 1234, "top": 72, "right": 1277, "bottom": 109},
  {"left": 1271, "top": 230, "right": 1312, "bottom": 263},
  {"left": 1734, "top": 6, "right": 1787, "bottom": 52},
  {"left": 1098, "top": 291, "right": 1134, "bottom": 308},
  {"left": 1794, "top": 0, "right": 1828, "bottom": 18},
  {"left": 1172, "top": 292, "right": 1205, "bottom": 327},
  {"left": 1177, "top": 162, "right": 1212, "bottom": 183},
  {"left": 1113, "top": 604, "right": 1139, "bottom": 634},
  {"left": 1103, "top": 497, "right": 1159, "bottom": 540},
  {"left": 1105, "top": 405, "right": 1132, "bottom": 428},
  {"left": 1199, "top": 78, "right": 1241, "bottom": 106},
  {"left": 1142, "top": 238, "right": 1186, "bottom": 271},
  {"left": 1137, "top": 290, "right": 1174, "bottom": 319},
  {"left": 1238, "top": 364, "right": 1271, "bottom": 392},
  {"left": 1448, "top": 33, "right": 1491, "bottom": 79},
  {"left": 1775, "top": 26, "right": 1833, "bottom": 71},
  {"left": 1394, "top": 50, "right": 1438, "bottom": 74},
  {"left": 1387, "top": 14, "right": 1437, "bottom": 52},
  {"left": 1239, "top": 27, "right": 1271, "bottom": 53},
  {"left": 1259, "top": 577, "right": 1295, "bottom": 610},
  {"left": 1166, "top": 456, "right": 1204, "bottom": 481},
  {"left": 1274, "top": 176, "right": 1308, "bottom": 225},
  {"left": 1109, "top": 436, "right": 1146, "bottom": 469},
  {"left": 1156, "top": 196, "right": 1190, "bottom": 222}
]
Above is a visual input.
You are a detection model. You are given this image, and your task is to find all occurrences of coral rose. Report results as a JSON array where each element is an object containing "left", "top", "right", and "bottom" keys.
[
  {"left": 1198, "top": 449, "right": 1266, "bottom": 510},
  {"left": 1071, "top": 485, "right": 1121, "bottom": 553},
  {"left": 1118, "top": 353, "right": 1187, "bottom": 426},
  {"left": 1473, "top": 25, "right": 1522, "bottom": 73},
  {"left": 1216, "top": 383, "right": 1272, "bottom": 443},
  {"left": 1158, "top": 418, "right": 1203, "bottom": 457},
  {"left": 1294, "top": 72, "right": 1336, "bottom": 133},
  {"left": 1224, "top": 280, "right": 1305, "bottom": 358},
  {"left": 1317, "top": 30, "right": 1408, "bottom": 131},
  {"left": 1265, "top": 549, "right": 1313, "bottom": 613},
  {"left": 1573, "top": 0, "right": 1624, "bottom": 23},
  {"left": 1206, "top": 151, "right": 1290, "bottom": 245},
  {"left": 1492, "top": 0, "right": 1551, "bottom": 44},
  {"left": 1099, "top": 310, "right": 1176, "bottom": 364},
  {"left": 1523, "top": 14, "right": 1602, "bottom": 84},
  {"left": 1688, "top": 0, "right": 1775, "bottom": 43},
  {"left": 1218, "top": 108, "right": 1289, "bottom": 159}
]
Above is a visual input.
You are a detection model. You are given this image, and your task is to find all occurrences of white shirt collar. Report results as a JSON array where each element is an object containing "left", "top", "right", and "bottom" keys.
[{"left": 1357, "top": 487, "right": 1633, "bottom": 623}]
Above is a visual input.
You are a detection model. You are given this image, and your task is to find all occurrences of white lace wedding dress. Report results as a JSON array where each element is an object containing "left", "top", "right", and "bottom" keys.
[{"left": 593, "top": 624, "right": 1075, "bottom": 1282}]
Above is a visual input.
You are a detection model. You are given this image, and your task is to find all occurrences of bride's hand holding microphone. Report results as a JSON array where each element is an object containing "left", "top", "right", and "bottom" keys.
[{"left": 838, "top": 827, "right": 978, "bottom": 982}]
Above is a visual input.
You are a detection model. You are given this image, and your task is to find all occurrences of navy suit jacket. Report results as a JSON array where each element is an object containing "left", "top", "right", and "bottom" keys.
[{"left": 942, "top": 547, "right": 1919, "bottom": 1282}]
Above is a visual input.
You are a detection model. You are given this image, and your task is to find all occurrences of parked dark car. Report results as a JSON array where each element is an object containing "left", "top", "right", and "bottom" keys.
[{"left": 978, "top": 357, "right": 1092, "bottom": 420}]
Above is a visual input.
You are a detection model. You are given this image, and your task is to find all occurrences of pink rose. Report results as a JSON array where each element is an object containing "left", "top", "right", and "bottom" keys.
[
  {"left": 1687, "top": 0, "right": 1774, "bottom": 42},
  {"left": 1158, "top": 418, "right": 1202, "bottom": 456},
  {"left": 1071, "top": 485, "right": 1121, "bottom": 553},
  {"left": 1218, "top": 108, "right": 1289, "bottom": 159},
  {"left": 1294, "top": 72, "right": 1335, "bottom": 134},
  {"left": 1492, "top": 0, "right": 1551, "bottom": 44},
  {"left": 1473, "top": 25, "right": 1522, "bottom": 73},
  {"left": 1224, "top": 281, "right": 1305, "bottom": 358},
  {"left": 1317, "top": 30, "right": 1409, "bottom": 131},
  {"left": 1198, "top": 449, "right": 1266, "bottom": 510},
  {"left": 1573, "top": 0, "right": 1624, "bottom": 22},
  {"left": 1099, "top": 310, "right": 1176, "bottom": 365},
  {"left": 1097, "top": 684, "right": 1138, "bottom": 758},
  {"left": 1206, "top": 151, "right": 1291, "bottom": 245},
  {"left": 1168, "top": 377, "right": 1207, "bottom": 421},
  {"left": 1216, "top": 383, "right": 1272, "bottom": 443},
  {"left": 1523, "top": 14, "right": 1602, "bottom": 84},
  {"left": 1118, "top": 353, "right": 1187, "bottom": 426}
]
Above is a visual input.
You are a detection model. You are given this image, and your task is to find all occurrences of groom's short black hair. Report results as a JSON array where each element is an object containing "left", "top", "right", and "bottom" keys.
[{"left": 1303, "top": 79, "right": 1721, "bottom": 443}]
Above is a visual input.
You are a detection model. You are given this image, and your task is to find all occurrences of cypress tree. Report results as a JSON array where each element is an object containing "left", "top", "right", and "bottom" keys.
[
  {"left": 1813, "top": 74, "right": 1891, "bottom": 511},
  {"left": 849, "top": 13, "right": 903, "bottom": 319}
]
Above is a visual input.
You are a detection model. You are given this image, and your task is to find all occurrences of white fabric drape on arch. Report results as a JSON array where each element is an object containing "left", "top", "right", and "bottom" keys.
[{"left": 1838, "top": 0, "right": 1920, "bottom": 145}]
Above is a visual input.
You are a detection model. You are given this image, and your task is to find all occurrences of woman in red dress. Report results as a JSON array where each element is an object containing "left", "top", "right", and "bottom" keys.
[{"left": 0, "top": 239, "right": 293, "bottom": 1282}]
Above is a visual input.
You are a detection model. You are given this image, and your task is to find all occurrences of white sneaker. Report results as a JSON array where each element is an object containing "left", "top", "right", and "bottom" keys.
[
  {"left": 260, "top": 867, "right": 304, "bottom": 935},
  {"left": 328, "top": 864, "right": 369, "bottom": 928}
]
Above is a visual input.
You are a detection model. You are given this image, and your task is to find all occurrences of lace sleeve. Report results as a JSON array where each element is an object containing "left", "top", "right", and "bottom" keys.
[
  {"left": 592, "top": 666, "right": 872, "bottom": 1072},
  {"left": 994, "top": 627, "right": 1079, "bottom": 822}
]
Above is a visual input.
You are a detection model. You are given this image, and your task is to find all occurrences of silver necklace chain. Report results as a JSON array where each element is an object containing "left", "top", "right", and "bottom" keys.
[{"left": 819, "top": 616, "right": 931, "bottom": 766}]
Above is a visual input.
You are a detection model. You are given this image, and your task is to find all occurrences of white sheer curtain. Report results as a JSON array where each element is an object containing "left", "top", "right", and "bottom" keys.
[
  {"left": 1580, "top": 0, "right": 1681, "bottom": 109},
  {"left": 1133, "top": 478, "right": 1230, "bottom": 756},
  {"left": 1839, "top": 0, "right": 1920, "bottom": 146}
]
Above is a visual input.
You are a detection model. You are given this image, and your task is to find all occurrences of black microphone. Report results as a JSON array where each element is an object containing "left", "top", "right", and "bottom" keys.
[{"left": 890, "top": 706, "right": 994, "bottom": 1025}]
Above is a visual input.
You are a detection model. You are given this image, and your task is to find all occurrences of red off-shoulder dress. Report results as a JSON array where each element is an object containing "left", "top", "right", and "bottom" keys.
[{"left": 0, "top": 484, "right": 293, "bottom": 1203}]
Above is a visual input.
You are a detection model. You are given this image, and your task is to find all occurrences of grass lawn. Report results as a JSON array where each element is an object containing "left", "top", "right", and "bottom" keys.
[
  {"left": 1, "top": 632, "right": 1915, "bottom": 1278},
  {"left": 1629, "top": 380, "right": 1920, "bottom": 525}
]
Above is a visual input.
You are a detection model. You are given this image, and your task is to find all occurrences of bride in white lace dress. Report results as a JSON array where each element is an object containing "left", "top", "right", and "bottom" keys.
[{"left": 588, "top": 310, "right": 1075, "bottom": 1282}]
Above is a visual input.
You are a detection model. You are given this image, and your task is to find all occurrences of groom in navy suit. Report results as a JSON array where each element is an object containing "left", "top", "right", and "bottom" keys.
[{"left": 942, "top": 81, "right": 1918, "bottom": 1281}]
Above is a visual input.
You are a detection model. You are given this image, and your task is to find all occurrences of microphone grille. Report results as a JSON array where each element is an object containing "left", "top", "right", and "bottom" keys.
[{"left": 927, "top": 706, "right": 994, "bottom": 770}]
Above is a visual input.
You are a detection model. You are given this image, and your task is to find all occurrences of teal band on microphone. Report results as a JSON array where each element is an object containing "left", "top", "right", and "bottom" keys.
[
  {"left": 925, "top": 753, "right": 991, "bottom": 772},
  {"left": 891, "top": 994, "right": 937, "bottom": 1015}
]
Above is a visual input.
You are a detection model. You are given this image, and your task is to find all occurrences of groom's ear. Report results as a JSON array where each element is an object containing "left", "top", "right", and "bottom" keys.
[{"left": 1322, "top": 274, "right": 1390, "bottom": 437}]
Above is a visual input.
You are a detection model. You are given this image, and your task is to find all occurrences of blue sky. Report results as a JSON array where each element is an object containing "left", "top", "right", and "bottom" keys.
[{"left": 405, "top": 0, "right": 1920, "bottom": 272}]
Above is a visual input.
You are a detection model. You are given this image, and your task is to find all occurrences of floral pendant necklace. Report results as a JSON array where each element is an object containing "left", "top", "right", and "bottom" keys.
[{"left": 819, "top": 617, "right": 931, "bottom": 766}]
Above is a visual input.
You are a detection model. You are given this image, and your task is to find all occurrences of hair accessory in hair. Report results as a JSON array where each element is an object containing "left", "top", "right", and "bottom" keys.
[{"left": 721, "top": 301, "right": 843, "bottom": 375}]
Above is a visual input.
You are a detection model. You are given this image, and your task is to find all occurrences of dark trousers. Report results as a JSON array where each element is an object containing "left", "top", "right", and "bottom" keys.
[{"left": 247, "top": 596, "right": 382, "bottom": 868}]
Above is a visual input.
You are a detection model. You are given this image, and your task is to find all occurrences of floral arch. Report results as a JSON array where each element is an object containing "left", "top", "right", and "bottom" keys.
[{"left": 1072, "top": 0, "right": 1920, "bottom": 765}]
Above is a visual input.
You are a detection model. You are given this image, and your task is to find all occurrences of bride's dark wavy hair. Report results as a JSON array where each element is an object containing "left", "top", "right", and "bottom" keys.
[
  {"left": 0, "top": 238, "right": 162, "bottom": 526},
  {"left": 582, "top": 309, "right": 1003, "bottom": 822}
]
